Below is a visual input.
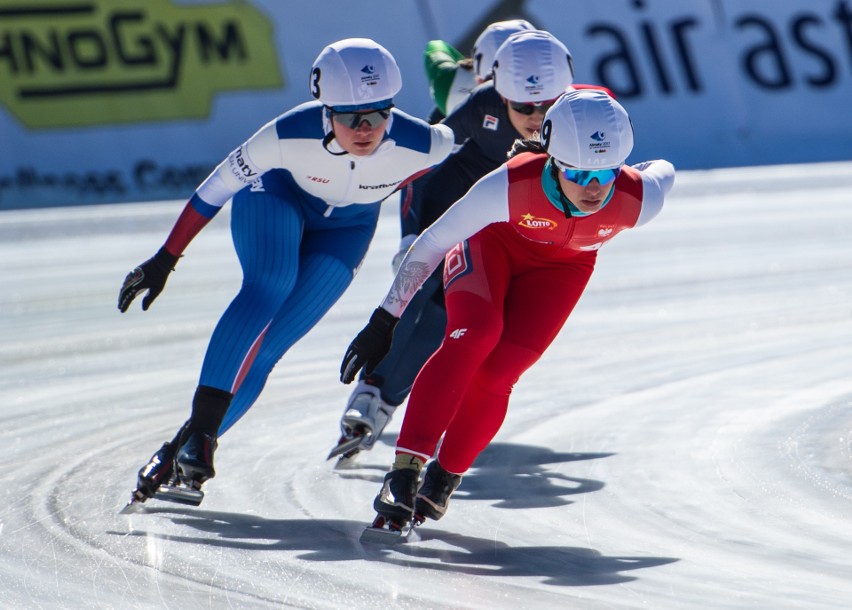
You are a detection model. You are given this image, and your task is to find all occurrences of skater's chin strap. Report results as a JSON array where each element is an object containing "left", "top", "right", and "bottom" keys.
[
  {"left": 549, "top": 162, "right": 573, "bottom": 219},
  {"left": 322, "top": 132, "right": 347, "bottom": 156}
]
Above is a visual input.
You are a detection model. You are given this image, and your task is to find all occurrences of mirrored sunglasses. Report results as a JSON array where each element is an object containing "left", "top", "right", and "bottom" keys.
[
  {"left": 553, "top": 159, "right": 621, "bottom": 186},
  {"left": 509, "top": 99, "right": 556, "bottom": 116},
  {"left": 330, "top": 108, "right": 391, "bottom": 129}
]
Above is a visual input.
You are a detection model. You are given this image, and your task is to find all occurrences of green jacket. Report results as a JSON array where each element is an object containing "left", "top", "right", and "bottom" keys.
[{"left": 424, "top": 40, "right": 476, "bottom": 117}]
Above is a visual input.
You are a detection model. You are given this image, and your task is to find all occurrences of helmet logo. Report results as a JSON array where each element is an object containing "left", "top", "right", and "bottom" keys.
[
  {"left": 357, "top": 64, "right": 382, "bottom": 95},
  {"left": 589, "top": 131, "right": 611, "bottom": 157},
  {"left": 524, "top": 73, "right": 544, "bottom": 96}
]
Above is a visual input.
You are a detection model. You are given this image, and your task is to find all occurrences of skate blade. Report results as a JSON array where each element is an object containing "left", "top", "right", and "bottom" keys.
[
  {"left": 155, "top": 484, "right": 204, "bottom": 506},
  {"left": 333, "top": 448, "right": 363, "bottom": 470},
  {"left": 119, "top": 489, "right": 149, "bottom": 514},
  {"left": 327, "top": 433, "right": 369, "bottom": 460},
  {"left": 119, "top": 499, "right": 145, "bottom": 515},
  {"left": 359, "top": 515, "right": 420, "bottom": 544}
]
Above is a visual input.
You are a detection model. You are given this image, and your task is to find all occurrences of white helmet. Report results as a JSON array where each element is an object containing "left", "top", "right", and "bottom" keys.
[
  {"left": 492, "top": 30, "right": 574, "bottom": 103},
  {"left": 540, "top": 89, "right": 634, "bottom": 170},
  {"left": 310, "top": 38, "right": 402, "bottom": 109},
  {"left": 471, "top": 19, "right": 535, "bottom": 81}
]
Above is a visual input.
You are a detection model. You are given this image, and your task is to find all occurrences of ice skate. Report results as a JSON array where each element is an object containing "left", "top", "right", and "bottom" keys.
[
  {"left": 328, "top": 382, "right": 396, "bottom": 463},
  {"left": 120, "top": 440, "right": 179, "bottom": 513},
  {"left": 374, "top": 467, "right": 419, "bottom": 522},
  {"left": 360, "top": 511, "right": 422, "bottom": 544},
  {"left": 136, "top": 430, "right": 217, "bottom": 508},
  {"left": 362, "top": 468, "right": 421, "bottom": 543},
  {"left": 361, "top": 459, "right": 423, "bottom": 543},
  {"left": 175, "top": 430, "right": 217, "bottom": 486},
  {"left": 121, "top": 423, "right": 188, "bottom": 513},
  {"left": 414, "top": 460, "right": 462, "bottom": 522}
]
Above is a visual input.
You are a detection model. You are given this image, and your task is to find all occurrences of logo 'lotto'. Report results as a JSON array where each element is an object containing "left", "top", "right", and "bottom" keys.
[{"left": 518, "top": 213, "right": 557, "bottom": 230}]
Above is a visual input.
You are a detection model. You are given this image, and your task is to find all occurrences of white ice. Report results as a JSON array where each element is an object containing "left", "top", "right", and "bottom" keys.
[{"left": 2, "top": 162, "right": 852, "bottom": 609}]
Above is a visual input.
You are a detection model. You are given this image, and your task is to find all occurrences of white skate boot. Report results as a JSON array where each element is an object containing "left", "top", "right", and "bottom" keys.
[{"left": 328, "top": 381, "right": 397, "bottom": 462}]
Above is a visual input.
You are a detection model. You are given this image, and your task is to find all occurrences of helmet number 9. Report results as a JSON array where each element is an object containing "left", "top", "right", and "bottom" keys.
[
  {"left": 311, "top": 67, "right": 321, "bottom": 99},
  {"left": 540, "top": 119, "right": 552, "bottom": 151}
]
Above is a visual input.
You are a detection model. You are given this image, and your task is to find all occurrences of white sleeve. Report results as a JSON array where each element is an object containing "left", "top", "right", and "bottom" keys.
[
  {"left": 380, "top": 165, "right": 511, "bottom": 316},
  {"left": 428, "top": 123, "right": 455, "bottom": 166},
  {"left": 634, "top": 160, "right": 675, "bottom": 227},
  {"left": 244, "top": 119, "right": 284, "bottom": 172},
  {"left": 194, "top": 120, "right": 282, "bottom": 207}
]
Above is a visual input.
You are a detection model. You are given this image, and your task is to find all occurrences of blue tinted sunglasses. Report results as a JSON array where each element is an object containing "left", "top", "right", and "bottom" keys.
[
  {"left": 553, "top": 159, "right": 621, "bottom": 186},
  {"left": 329, "top": 107, "right": 391, "bottom": 129}
]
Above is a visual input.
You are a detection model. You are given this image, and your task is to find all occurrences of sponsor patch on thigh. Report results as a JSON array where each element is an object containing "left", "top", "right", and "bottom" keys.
[{"left": 443, "top": 241, "right": 473, "bottom": 288}]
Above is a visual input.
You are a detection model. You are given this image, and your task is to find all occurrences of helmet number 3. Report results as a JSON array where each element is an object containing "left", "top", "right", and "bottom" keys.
[{"left": 311, "top": 67, "right": 321, "bottom": 99}]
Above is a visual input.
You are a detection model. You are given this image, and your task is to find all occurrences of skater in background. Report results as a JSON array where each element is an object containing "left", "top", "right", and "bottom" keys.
[
  {"left": 331, "top": 29, "right": 613, "bottom": 463},
  {"left": 423, "top": 19, "right": 535, "bottom": 123},
  {"left": 116, "top": 38, "right": 453, "bottom": 508},
  {"left": 340, "top": 89, "right": 675, "bottom": 530}
]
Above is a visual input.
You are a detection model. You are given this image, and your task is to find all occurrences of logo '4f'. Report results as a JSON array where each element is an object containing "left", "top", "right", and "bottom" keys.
[{"left": 449, "top": 328, "right": 467, "bottom": 339}]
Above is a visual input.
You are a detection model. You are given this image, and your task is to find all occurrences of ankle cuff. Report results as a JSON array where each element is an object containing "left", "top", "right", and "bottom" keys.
[
  {"left": 188, "top": 385, "right": 232, "bottom": 436},
  {"left": 393, "top": 452, "right": 425, "bottom": 472}
]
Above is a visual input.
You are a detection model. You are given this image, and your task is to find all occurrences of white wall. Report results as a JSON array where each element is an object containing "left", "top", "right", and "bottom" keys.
[{"left": 2, "top": 0, "right": 850, "bottom": 208}]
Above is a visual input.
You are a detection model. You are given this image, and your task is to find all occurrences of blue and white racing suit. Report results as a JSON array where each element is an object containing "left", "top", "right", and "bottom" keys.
[{"left": 157, "top": 101, "right": 454, "bottom": 433}]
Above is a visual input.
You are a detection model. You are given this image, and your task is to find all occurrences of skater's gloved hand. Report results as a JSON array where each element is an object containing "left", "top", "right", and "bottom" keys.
[
  {"left": 118, "top": 247, "right": 180, "bottom": 312},
  {"left": 340, "top": 307, "right": 399, "bottom": 383}
]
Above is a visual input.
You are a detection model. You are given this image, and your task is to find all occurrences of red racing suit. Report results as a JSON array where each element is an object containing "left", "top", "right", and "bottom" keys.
[{"left": 391, "top": 153, "right": 667, "bottom": 473}]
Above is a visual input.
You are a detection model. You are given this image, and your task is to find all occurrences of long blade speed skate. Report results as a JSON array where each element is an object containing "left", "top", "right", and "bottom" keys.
[
  {"left": 120, "top": 478, "right": 205, "bottom": 513},
  {"left": 327, "top": 429, "right": 371, "bottom": 461},
  {"left": 120, "top": 489, "right": 152, "bottom": 514},
  {"left": 360, "top": 513, "right": 422, "bottom": 544},
  {"left": 119, "top": 442, "right": 208, "bottom": 514}
]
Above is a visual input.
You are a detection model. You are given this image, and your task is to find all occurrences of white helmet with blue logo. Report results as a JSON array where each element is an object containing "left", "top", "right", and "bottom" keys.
[
  {"left": 471, "top": 19, "right": 536, "bottom": 81},
  {"left": 310, "top": 38, "right": 402, "bottom": 109},
  {"left": 540, "top": 88, "right": 634, "bottom": 170},
  {"left": 492, "top": 30, "right": 574, "bottom": 103}
]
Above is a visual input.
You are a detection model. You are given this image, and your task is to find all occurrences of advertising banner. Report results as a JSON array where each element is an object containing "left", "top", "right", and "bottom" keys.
[{"left": 1, "top": 0, "right": 850, "bottom": 209}]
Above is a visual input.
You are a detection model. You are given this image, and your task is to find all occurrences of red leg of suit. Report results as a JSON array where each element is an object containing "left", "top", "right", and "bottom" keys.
[{"left": 396, "top": 230, "right": 596, "bottom": 473}]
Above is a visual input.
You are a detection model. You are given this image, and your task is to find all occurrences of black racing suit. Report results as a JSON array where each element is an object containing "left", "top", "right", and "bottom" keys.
[{"left": 363, "top": 82, "right": 526, "bottom": 407}]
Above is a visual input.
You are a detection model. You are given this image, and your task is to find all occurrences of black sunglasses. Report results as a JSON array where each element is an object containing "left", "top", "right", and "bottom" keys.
[
  {"left": 330, "top": 108, "right": 391, "bottom": 129},
  {"left": 508, "top": 100, "right": 556, "bottom": 116}
]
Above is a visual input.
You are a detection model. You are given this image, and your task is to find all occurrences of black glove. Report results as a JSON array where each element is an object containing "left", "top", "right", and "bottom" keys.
[
  {"left": 117, "top": 247, "right": 180, "bottom": 312},
  {"left": 340, "top": 307, "right": 399, "bottom": 383}
]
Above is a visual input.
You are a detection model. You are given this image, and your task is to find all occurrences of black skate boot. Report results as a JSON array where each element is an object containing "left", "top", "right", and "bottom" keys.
[
  {"left": 373, "top": 468, "right": 420, "bottom": 528},
  {"left": 133, "top": 420, "right": 191, "bottom": 499},
  {"left": 373, "top": 453, "right": 423, "bottom": 531},
  {"left": 135, "top": 441, "right": 178, "bottom": 499},
  {"left": 414, "top": 460, "right": 462, "bottom": 522},
  {"left": 173, "top": 385, "right": 230, "bottom": 488},
  {"left": 120, "top": 423, "right": 190, "bottom": 513},
  {"left": 176, "top": 430, "right": 218, "bottom": 487},
  {"left": 361, "top": 455, "right": 426, "bottom": 541}
]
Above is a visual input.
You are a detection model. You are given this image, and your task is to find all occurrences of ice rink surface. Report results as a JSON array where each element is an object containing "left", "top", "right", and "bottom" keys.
[{"left": 2, "top": 161, "right": 852, "bottom": 608}]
